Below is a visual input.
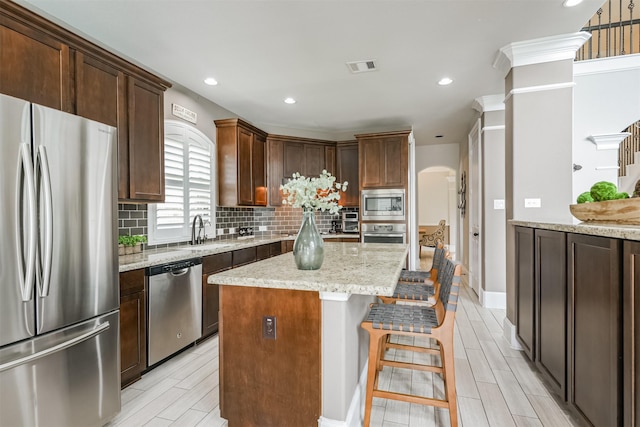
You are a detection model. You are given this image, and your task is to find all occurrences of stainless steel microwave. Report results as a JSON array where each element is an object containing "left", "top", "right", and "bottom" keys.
[{"left": 361, "top": 188, "right": 405, "bottom": 221}]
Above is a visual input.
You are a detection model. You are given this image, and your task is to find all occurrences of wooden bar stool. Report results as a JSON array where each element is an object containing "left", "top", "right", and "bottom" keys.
[
  {"left": 361, "top": 259, "right": 462, "bottom": 427},
  {"left": 380, "top": 242, "right": 449, "bottom": 305}
]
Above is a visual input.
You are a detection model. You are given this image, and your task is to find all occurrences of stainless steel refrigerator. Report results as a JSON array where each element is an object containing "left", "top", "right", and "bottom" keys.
[{"left": 0, "top": 94, "right": 120, "bottom": 426}]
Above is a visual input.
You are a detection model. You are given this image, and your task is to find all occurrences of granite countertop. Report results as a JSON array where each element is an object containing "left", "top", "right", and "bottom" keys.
[
  {"left": 509, "top": 220, "right": 640, "bottom": 241},
  {"left": 207, "top": 242, "right": 409, "bottom": 296},
  {"left": 118, "top": 233, "right": 360, "bottom": 272}
]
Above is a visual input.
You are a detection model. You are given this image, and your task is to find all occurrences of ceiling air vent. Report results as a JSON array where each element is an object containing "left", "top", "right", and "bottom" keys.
[{"left": 346, "top": 60, "right": 378, "bottom": 73}]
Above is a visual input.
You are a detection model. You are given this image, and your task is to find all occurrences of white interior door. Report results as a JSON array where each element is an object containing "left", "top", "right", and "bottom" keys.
[{"left": 468, "top": 119, "right": 482, "bottom": 297}]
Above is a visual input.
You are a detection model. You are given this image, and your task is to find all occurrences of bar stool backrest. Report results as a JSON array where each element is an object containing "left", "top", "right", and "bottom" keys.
[
  {"left": 437, "top": 259, "right": 461, "bottom": 313},
  {"left": 430, "top": 243, "right": 446, "bottom": 279}
]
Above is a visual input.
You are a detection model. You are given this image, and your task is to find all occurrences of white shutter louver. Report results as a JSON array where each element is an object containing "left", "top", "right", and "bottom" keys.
[{"left": 148, "top": 121, "right": 215, "bottom": 245}]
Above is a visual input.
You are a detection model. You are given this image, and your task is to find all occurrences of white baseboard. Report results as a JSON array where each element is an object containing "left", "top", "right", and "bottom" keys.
[
  {"left": 479, "top": 288, "right": 506, "bottom": 309},
  {"left": 503, "top": 317, "right": 523, "bottom": 351},
  {"left": 318, "top": 361, "right": 368, "bottom": 427}
]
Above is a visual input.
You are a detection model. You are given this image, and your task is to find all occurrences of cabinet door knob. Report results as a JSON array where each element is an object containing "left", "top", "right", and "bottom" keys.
[{"left": 473, "top": 232, "right": 479, "bottom": 237}]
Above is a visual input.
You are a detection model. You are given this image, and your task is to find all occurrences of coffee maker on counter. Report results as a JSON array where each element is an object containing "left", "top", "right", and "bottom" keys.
[{"left": 330, "top": 219, "right": 342, "bottom": 233}]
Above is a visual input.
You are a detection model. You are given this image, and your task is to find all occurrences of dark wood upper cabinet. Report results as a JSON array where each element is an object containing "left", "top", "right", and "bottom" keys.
[
  {"left": 266, "top": 134, "right": 337, "bottom": 206},
  {"left": 336, "top": 142, "right": 359, "bottom": 207},
  {"left": 252, "top": 132, "right": 267, "bottom": 206},
  {"left": 1, "top": 0, "right": 171, "bottom": 203},
  {"left": 283, "top": 142, "right": 304, "bottom": 178},
  {"left": 567, "top": 233, "right": 621, "bottom": 427},
  {"left": 215, "top": 118, "right": 267, "bottom": 207},
  {"left": 304, "top": 144, "right": 324, "bottom": 177},
  {"left": 123, "top": 77, "right": 165, "bottom": 202},
  {"left": 0, "top": 16, "right": 71, "bottom": 112},
  {"left": 75, "top": 51, "right": 123, "bottom": 127},
  {"left": 356, "top": 130, "right": 409, "bottom": 189}
]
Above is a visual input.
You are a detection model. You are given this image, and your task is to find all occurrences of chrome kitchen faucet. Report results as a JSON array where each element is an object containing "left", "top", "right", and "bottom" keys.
[{"left": 191, "top": 214, "right": 205, "bottom": 245}]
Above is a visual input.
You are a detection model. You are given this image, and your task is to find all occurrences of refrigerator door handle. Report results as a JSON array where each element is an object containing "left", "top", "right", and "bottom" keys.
[
  {"left": 0, "top": 321, "right": 110, "bottom": 373},
  {"left": 36, "top": 145, "right": 53, "bottom": 297},
  {"left": 16, "top": 143, "right": 37, "bottom": 302}
]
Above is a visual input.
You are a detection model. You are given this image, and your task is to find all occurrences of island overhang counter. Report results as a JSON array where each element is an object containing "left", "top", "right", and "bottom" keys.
[{"left": 207, "top": 242, "right": 409, "bottom": 427}]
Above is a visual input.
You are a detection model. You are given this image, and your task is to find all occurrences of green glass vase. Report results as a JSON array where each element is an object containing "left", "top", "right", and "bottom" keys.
[{"left": 293, "top": 209, "right": 324, "bottom": 270}]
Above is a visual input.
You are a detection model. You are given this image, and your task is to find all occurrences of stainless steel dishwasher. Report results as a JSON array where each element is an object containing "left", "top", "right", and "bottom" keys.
[{"left": 146, "top": 257, "right": 203, "bottom": 366}]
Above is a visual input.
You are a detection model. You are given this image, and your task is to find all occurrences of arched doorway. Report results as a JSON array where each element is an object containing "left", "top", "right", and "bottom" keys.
[{"left": 416, "top": 166, "right": 457, "bottom": 268}]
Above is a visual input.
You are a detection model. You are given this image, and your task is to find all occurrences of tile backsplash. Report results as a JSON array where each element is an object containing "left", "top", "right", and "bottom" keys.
[
  {"left": 118, "top": 203, "right": 358, "bottom": 249},
  {"left": 118, "top": 204, "right": 147, "bottom": 237}
]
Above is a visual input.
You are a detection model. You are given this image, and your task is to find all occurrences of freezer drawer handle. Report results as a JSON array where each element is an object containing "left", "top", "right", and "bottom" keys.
[
  {"left": 0, "top": 321, "right": 110, "bottom": 373},
  {"left": 35, "top": 145, "right": 53, "bottom": 297},
  {"left": 16, "top": 143, "right": 37, "bottom": 302}
]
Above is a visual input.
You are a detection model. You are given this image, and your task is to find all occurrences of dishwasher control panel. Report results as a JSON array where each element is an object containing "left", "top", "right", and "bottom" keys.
[{"left": 146, "top": 257, "right": 202, "bottom": 276}]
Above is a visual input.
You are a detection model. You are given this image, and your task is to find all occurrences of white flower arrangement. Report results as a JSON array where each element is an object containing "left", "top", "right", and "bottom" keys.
[{"left": 280, "top": 170, "right": 348, "bottom": 215}]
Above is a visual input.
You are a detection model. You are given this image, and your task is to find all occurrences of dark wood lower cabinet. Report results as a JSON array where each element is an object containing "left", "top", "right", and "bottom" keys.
[
  {"left": 282, "top": 240, "right": 294, "bottom": 253},
  {"left": 202, "top": 253, "right": 232, "bottom": 339},
  {"left": 119, "top": 269, "right": 146, "bottom": 388},
  {"left": 534, "top": 229, "right": 566, "bottom": 399},
  {"left": 567, "top": 233, "right": 621, "bottom": 427},
  {"left": 623, "top": 240, "right": 640, "bottom": 427},
  {"left": 515, "top": 226, "right": 535, "bottom": 360},
  {"left": 219, "top": 285, "right": 321, "bottom": 426}
]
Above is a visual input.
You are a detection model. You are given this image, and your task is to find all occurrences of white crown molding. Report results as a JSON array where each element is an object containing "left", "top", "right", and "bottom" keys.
[
  {"left": 588, "top": 132, "right": 632, "bottom": 150},
  {"left": 503, "top": 81, "right": 576, "bottom": 103},
  {"left": 472, "top": 94, "right": 505, "bottom": 112},
  {"left": 574, "top": 53, "right": 640, "bottom": 76},
  {"left": 482, "top": 125, "right": 506, "bottom": 133},
  {"left": 493, "top": 32, "right": 591, "bottom": 77}
]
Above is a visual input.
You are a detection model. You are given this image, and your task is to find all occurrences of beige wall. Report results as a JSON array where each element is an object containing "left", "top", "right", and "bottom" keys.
[
  {"left": 505, "top": 58, "right": 575, "bottom": 322},
  {"left": 418, "top": 170, "right": 452, "bottom": 225},
  {"left": 481, "top": 110, "right": 506, "bottom": 294}
]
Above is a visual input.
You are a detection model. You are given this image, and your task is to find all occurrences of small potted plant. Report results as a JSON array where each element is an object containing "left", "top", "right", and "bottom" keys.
[
  {"left": 118, "top": 235, "right": 147, "bottom": 255},
  {"left": 132, "top": 235, "right": 147, "bottom": 253},
  {"left": 118, "top": 235, "right": 134, "bottom": 255}
]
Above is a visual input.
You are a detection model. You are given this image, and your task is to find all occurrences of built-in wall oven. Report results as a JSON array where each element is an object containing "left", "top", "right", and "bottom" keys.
[
  {"left": 361, "top": 188, "right": 405, "bottom": 221},
  {"left": 361, "top": 223, "right": 406, "bottom": 244}
]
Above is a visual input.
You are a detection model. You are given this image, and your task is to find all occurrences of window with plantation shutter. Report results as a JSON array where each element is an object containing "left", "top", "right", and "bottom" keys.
[{"left": 148, "top": 120, "right": 216, "bottom": 245}]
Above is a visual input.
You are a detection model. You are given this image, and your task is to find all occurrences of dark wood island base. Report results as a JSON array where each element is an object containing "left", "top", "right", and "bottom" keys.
[{"left": 219, "top": 285, "right": 321, "bottom": 427}]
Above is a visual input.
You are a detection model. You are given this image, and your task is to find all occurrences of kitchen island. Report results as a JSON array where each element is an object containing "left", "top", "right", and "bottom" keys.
[
  {"left": 207, "top": 242, "right": 409, "bottom": 427},
  {"left": 509, "top": 220, "right": 640, "bottom": 426}
]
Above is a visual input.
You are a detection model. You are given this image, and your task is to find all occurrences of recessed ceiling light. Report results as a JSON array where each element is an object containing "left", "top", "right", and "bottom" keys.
[
  {"left": 284, "top": 97, "right": 296, "bottom": 104},
  {"left": 204, "top": 77, "right": 218, "bottom": 86},
  {"left": 562, "top": 0, "right": 583, "bottom": 6},
  {"left": 438, "top": 77, "right": 453, "bottom": 86}
]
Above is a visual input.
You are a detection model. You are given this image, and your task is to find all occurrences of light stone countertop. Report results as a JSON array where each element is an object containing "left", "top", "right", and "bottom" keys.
[
  {"left": 509, "top": 220, "right": 640, "bottom": 241},
  {"left": 118, "top": 233, "right": 360, "bottom": 272},
  {"left": 207, "top": 242, "right": 409, "bottom": 296}
]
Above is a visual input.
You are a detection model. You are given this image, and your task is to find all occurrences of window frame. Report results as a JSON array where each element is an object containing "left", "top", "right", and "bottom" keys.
[{"left": 148, "top": 120, "right": 216, "bottom": 245}]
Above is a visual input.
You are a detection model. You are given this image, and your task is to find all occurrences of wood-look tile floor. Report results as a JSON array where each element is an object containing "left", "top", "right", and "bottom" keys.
[{"left": 109, "top": 252, "right": 581, "bottom": 427}]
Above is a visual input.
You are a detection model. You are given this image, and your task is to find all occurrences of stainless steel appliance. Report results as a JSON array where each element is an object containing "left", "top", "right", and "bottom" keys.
[
  {"left": 147, "top": 258, "right": 203, "bottom": 366},
  {"left": 342, "top": 211, "right": 359, "bottom": 233},
  {"left": 0, "top": 94, "right": 120, "bottom": 426},
  {"left": 361, "top": 188, "right": 405, "bottom": 221},
  {"left": 361, "top": 223, "right": 407, "bottom": 244}
]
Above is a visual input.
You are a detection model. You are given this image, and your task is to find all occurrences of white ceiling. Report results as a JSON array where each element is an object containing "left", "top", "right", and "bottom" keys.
[{"left": 16, "top": 0, "right": 603, "bottom": 145}]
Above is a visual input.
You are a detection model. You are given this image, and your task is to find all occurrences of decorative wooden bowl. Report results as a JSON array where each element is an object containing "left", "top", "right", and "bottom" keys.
[{"left": 570, "top": 198, "right": 640, "bottom": 224}]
